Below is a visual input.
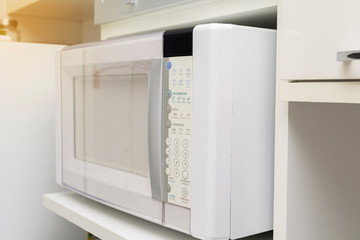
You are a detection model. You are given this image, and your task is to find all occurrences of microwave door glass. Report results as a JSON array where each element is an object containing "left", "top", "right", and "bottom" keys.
[
  {"left": 73, "top": 74, "right": 149, "bottom": 177},
  {"left": 62, "top": 59, "right": 163, "bottom": 220}
]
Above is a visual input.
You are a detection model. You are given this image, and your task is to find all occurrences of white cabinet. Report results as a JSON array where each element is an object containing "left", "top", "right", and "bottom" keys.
[
  {"left": 286, "top": 103, "right": 360, "bottom": 240},
  {"left": 275, "top": 1, "right": 360, "bottom": 240},
  {"left": 279, "top": 0, "right": 360, "bottom": 80},
  {"left": 7, "top": 0, "right": 93, "bottom": 21},
  {"left": 94, "top": 0, "right": 194, "bottom": 24},
  {"left": 100, "top": 0, "right": 277, "bottom": 39},
  {"left": 6, "top": 0, "right": 99, "bottom": 44},
  {"left": 278, "top": 0, "right": 360, "bottom": 103}
]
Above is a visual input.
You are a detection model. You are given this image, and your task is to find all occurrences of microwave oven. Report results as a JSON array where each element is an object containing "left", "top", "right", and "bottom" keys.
[{"left": 56, "top": 23, "right": 276, "bottom": 240}]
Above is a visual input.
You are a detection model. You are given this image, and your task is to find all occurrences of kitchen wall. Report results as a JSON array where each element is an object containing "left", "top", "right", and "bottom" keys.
[
  {"left": 0, "top": 1, "right": 96, "bottom": 239},
  {"left": 11, "top": 16, "right": 100, "bottom": 44},
  {"left": 14, "top": 15, "right": 83, "bottom": 44}
]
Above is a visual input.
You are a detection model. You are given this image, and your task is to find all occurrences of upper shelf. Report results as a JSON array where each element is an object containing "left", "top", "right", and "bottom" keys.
[
  {"left": 7, "top": 0, "right": 93, "bottom": 21},
  {"left": 100, "top": 0, "right": 277, "bottom": 39}
]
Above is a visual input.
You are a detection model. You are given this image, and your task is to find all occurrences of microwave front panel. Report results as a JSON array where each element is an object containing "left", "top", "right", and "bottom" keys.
[{"left": 162, "top": 56, "right": 192, "bottom": 209}]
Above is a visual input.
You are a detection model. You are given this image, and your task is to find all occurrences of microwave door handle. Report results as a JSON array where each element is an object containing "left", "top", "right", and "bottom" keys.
[{"left": 148, "top": 58, "right": 164, "bottom": 201}]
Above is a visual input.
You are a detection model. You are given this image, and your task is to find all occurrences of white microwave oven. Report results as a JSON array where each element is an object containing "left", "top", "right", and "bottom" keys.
[{"left": 56, "top": 23, "right": 276, "bottom": 240}]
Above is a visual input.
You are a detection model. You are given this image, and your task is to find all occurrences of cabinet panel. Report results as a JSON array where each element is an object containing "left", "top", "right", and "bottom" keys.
[
  {"left": 94, "top": 0, "right": 195, "bottom": 24},
  {"left": 287, "top": 103, "right": 360, "bottom": 240},
  {"left": 279, "top": 0, "right": 360, "bottom": 80},
  {"left": 7, "top": 0, "right": 93, "bottom": 21}
]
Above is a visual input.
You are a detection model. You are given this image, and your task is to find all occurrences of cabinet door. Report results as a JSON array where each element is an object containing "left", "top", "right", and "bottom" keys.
[
  {"left": 95, "top": 0, "right": 194, "bottom": 24},
  {"left": 279, "top": 0, "right": 360, "bottom": 80}
]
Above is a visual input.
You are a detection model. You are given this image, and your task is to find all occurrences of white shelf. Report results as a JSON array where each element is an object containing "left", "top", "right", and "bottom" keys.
[
  {"left": 43, "top": 192, "right": 273, "bottom": 240},
  {"left": 101, "top": 0, "right": 277, "bottom": 39},
  {"left": 43, "top": 192, "right": 196, "bottom": 240},
  {"left": 279, "top": 81, "right": 360, "bottom": 103}
]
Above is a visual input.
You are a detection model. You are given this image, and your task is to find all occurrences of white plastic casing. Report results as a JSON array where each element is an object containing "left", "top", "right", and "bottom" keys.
[
  {"left": 191, "top": 24, "right": 276, "bottom": 240},
  {"left": 57, "top": 23, "right": 276, "bottom": 240}
]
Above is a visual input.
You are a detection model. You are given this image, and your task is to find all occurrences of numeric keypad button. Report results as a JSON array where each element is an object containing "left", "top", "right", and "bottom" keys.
[
  {"left": 182, "top": 160, "right": 189, "bottom": 169},
  {"left": 174, "top": 158, "right": 180, "bottom": 167},
  {"left": 174, "top": 138, "right": 180, "bottom": 147},
  {"left": 182, "top": 149, "right": 189, "bottom": 158},
  {"left": 182, "top": 139, "right": 189, "bottom": 148},
  {"left": 165, "top": 167, "right": 171, "bottom": 176},
  {"left": 174, "top": 169, "right": 180, "bottom": 178},
  {"left": 174, "top": 148, "right": 180, "bottom": 157},
  {"left": 166, "top": 147, "right": 171, "bottom": 155},
  {"left": 182, "top": 170, "right": 189, "bottom": 179}
]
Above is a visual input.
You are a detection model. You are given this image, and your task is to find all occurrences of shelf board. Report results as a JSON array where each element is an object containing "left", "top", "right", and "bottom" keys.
[
  {"left": 8, "top": 0, "right": 93, "bottom": 21},
  {"left": 280, "top": 81, "right": 360, "bottom": 103},
  {"left": 101, "top": 0, "right": 277, "bottom": 39},
  {"left": 43, "top": 192, "right": 196, "bottom": 240}
]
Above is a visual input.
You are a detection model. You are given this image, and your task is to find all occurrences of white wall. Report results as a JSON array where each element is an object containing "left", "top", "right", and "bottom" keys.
[{"left": 0, "top": 41, "right": 86, "bottom": 240}]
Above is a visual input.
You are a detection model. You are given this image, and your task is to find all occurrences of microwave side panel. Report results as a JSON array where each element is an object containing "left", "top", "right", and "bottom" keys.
[{"left": 230, "top": 26, "right": 276, "bottom": 239}]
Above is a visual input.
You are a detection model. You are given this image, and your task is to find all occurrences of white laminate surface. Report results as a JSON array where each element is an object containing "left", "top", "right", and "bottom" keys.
[
  {"left": 43, "top": 191, "right": 274, "bottom": 240},
  {"left": 43, "top": 192, "right": 196, "bottom": 240}
]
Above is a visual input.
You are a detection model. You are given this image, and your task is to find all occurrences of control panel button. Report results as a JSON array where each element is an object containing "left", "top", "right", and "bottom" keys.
[
  {"left": 166, "top": 120, "right": 172, "bottom": 128},
  {"left": 182, "top": 139, "right": 189, "bottom": 148},
  {"left": 167, "top": 105, "right": 172, "bottom": 113},
  {"left": 174, "top": 138, "right": 180, "bottom": 147},
  {"left": 174, "top": 168, "right": 180, "bottom": 178},
  {"left": 166, "top": 157, "right": 171, "bottom": 165},
  {"left": 181, "top": 187, "right": 189, "bottom": 197},
  {"left": 166, "top": 89, "right": 172, "bottom": 99},
  {"left": 166, "top": 137, "right": 171, "bottom": 146},
  {"left": 174, "top": 148, "right": 180, "bottom": 157},
  {"left": 165, "top": 147, "right": 171, "bottom": 155},
  {"left": 174, "top": 158, "right": 180, "bottom": 167},
  {"left": 182, "top": 149, "right": 189, "bottom": 158},
  {"left": 182, "top": 170, "right": 189, "bottom": 179},
  {"left": 165, "top": 167, "right": 171, "bottom": 176},
  {"left": 182, "top": 160, "right": 189, "bottom": 169}
]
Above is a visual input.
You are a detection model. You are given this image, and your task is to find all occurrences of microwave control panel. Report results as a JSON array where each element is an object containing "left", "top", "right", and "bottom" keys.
[{"left": 163, "top": 56, "right": 192, "bottom": 209}]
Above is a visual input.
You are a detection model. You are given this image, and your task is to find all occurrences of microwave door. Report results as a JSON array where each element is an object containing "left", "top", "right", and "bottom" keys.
[
  {"left": 62, "top": 58, "right": 164, "bottom": 221},
  {"left": 82, "top": 60, "right": 163, "bottom": 219}
]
